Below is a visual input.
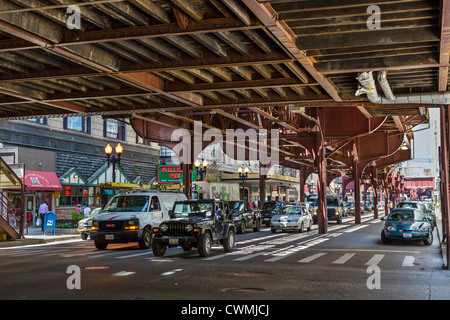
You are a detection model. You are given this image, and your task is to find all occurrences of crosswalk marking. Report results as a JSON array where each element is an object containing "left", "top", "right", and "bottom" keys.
[
  {"left": 365, "top": 254, "right": 385, "bottom": 266},
  {"left": 116, "top": 251, "right": 154, "bottom": 259},
  {"left": 298, "top": 253, "right": 327, "bottom": 263},
  {"left": 343, "top": 225, "right": 369, "bottom": 233},
  {"left": 332, "top": 253, "right": 356, "bottom": 264},
  {"left": 402, "top": 256, "right": 415, "bottom": 267}
]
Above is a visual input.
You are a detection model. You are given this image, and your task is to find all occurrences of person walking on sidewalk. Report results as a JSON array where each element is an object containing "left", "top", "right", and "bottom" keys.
[{"left": 38, "top": 200, "right": 49, "bottom": 232}]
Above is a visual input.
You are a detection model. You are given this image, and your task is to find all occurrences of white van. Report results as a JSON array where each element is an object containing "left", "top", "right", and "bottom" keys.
[{"left": 90, "top": 191, "right": 187, "bottom": 249}]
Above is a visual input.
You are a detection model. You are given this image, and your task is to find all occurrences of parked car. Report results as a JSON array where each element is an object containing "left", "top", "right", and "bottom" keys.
[
  {"left": 152, "top": 199, "right": 235, "bottom": 257},
  {"left": 346, "top": 202, "right": 364, "bottom": 215},
  {"left": 312, "top": 196, "right": 343, "bottom": 224},
  {"left": 228, "top": 200, "right": 261, "bottom": 233},
  {"left": 261, "top": 201, "right": 284, "bottom": 226},
  {"left": 78, "top": 207, "right": 102, "bottom": 240},
  {"left": 422, "top": 201, "right": 436, "bottom": 226},
  {"left": 396, "top": 201, "right": 433, "bottom": 230},
  {"left": 270, "top": 204, "right": 312, "bottom": 233},
  {"left": 380, "top": 208, "right": 433, "bottom": 245},
  {"left": 91, "top": 190, "right": 187, "bottom": 250}
]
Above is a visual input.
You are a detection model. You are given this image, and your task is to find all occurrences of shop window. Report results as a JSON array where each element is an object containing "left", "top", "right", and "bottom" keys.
[{"left": 59, "top": 185, "right": 89, "bottom": 206}]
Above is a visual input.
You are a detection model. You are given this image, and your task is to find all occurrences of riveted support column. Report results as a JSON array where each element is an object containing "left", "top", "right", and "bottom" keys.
[
  {"left": 353, "top": 160, "right": 361, "bottom": 225},
  {"left": 299, "top": 165, "right": 306, "bottom": 203},
  {"left": 259, "top": 164, "right": 268, "bottom": 209},
  {"left": 315, "top": 109, "right": 327, "bottom": 234},
  {"left": 372, "top": 165, "right": 379, "bottom": 219},
  {"left": 440, "top": 105, "right": 450, "bottom": 269}
]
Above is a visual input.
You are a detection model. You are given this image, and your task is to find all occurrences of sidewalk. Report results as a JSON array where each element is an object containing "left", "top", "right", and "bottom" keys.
[
  {"left": 0, "top": 227, "right": 81, "bottom": 248},
  {"left": 435, "top": 207, "right": 448, "bottom": 269}
]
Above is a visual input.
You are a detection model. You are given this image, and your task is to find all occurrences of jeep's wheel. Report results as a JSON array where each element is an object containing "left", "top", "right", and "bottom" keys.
[
  {"left": 152, "top": 240, "right": 166, "bottom": 256},
  {"left": 94, "top": 240, "right": 108, "bottom": 250},
  {"left": 198, "top": 233, "right": 212, "bottom": 257},
  {"left": 139, "top": 227, "right": 152, "bottom": 249},
  {"left": 81, "top": 232, "right": 88, "bottom": 240},
  {"left": 223, "top": 230, "right": 235, "bottom": 253}
]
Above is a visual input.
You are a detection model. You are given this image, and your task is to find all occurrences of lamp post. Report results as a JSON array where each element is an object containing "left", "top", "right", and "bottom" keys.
[
  {"left": 194, "top": 159, "right": 208, "bottom": 181},
  {"left": 238, "top": 166, "right": 249, "bottom": 201},
  {"left": 105, "top": 143, "right": 123, "bottom": 182}
]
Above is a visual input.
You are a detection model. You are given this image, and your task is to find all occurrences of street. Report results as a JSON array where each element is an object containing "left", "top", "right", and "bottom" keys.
[{"left": 0, "top": 210, "right": 449, "bottom": 304}]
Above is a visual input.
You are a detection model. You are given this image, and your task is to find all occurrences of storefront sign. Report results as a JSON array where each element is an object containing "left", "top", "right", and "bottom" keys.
[{"left": 157, "top": 165, "right": 183, "bottom": 183}]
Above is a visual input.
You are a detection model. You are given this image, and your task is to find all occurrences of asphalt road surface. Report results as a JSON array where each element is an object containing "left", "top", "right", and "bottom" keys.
[{"left": 1, "top": 211, "right": 449, "bottom": 306}]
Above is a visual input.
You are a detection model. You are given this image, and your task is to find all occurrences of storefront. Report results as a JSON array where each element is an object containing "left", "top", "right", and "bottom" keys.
[{"left": 5, "top": 171, "right": 63, "bottom": 227}]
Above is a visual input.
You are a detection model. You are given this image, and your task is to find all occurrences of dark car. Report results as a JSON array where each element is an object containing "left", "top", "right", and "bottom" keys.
[
  {"left": 260, "top": 201, "right": 284, "bottom": 226},
  {"left": 381, "top": 208, "right": 433, "bottom": 245},
  {"left": 151, "top": 199, "right": 235, "bottom": 257},
  {"left": 312, "top": 196, "right": 343, "bottom": 224},
  {"left": 228, "top": 201, "right": 261, "bottom": 234}
]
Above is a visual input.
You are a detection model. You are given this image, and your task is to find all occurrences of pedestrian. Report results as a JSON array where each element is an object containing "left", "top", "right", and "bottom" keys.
[
  {"left": 83, "top": 202, "right": 91, "bottom": 218},
  {"left": 76, "top": 204, "right": 81, "bottom": 214},
  {"left": 38, "top": 200, "right": 49, "bottom": 231}
]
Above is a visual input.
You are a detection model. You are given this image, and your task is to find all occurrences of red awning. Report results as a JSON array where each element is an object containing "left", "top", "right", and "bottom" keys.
[{"left": 23, "top": 171, "right": 62, "bottom": 191}]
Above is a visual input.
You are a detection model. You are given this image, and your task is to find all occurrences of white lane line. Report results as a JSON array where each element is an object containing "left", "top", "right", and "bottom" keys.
[
  {"left": 402, "top": 256, "right": 416, "bottom": 267},
  {"left": 332, "top": 253, "right": 356, "bottom": 265},
  {"left": 233, "top": 252, "right": 266, "bottom": 261},
  {"left": 161, "top": 268, "right": 183, "bottom": 276},
  {"left": 343, "top": 225, "right": 369, "bottom": 233},
  {"left": 298, "top": 252, "right": 327, "bottom": 263},
  {"left": 115, "top": 251, "right": 154, "bottom": 259},
  {"left": 365, "top": 254, "right": 385, "bottom": 266}
]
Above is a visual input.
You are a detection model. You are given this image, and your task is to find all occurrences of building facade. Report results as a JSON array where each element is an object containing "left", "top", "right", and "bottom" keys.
[{"left": 0, "top": 116, "right": 160, "bottom": 225}]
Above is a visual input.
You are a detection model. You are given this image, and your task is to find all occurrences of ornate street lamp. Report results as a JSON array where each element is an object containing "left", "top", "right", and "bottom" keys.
[
  {"left": 194, "top": 158, "right": 208, "bottom": 181},
  {"left": 238, "top": 166, "right": 249, "bottom": 201},
  {"left": 105, "top": 143, "right": 123, "bottom": 182}
]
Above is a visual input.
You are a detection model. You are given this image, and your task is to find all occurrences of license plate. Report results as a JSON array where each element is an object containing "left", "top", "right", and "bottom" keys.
[
  {"left": 105, "top": 234, "right": 114, "bottom": 240},
  {"left": 169, "top": 238, "right": 179, "bottom": 245},
  {"left": 403, "top": 233, "right": 412, "bottom": 238}
]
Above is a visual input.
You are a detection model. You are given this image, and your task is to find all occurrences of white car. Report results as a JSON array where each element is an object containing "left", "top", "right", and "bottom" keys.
[
  {"left": 78, "top": 207, "right": 102, "bottom": 240},
  {"left": 90, "top": 191, "right": 187, "bottom": 249},
  {"left": 270, "top": 204, "right": 312, "bottom": 233}
]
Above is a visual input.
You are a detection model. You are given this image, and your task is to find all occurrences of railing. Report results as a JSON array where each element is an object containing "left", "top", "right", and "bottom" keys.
[{"left": 0, "top": 194, "right": 23, "bottom": 238}]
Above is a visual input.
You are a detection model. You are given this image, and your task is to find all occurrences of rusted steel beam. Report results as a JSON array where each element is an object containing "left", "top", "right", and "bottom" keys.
[{"left": 242, "top": 0, "right": 342, "bottom": 101}]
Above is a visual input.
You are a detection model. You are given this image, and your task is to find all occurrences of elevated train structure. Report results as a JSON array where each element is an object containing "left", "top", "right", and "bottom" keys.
[{"left": 0, "top": 0, "right": 449, "bottom": 266}]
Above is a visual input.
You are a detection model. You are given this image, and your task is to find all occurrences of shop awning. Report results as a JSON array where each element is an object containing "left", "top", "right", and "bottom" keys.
[{"left": 23, "top": 171, "right": 62, "bottom": 191}]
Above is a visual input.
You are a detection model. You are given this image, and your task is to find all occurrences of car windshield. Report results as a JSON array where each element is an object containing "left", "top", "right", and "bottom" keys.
[
  {"left": 388, "top": 210, "right": 426, "bottom": 221},
  {"left": 89, "top": 208, "right": 102, "bottom": 218},
  {"left": 314, "top": 198, "right": 339, "bottom": 206},
  {"left": 279, "top": 206, "right": 302, "bottom": 215},
  {"left": 262, "top": 202, "right": 280, "bottom": 210},
  {"left": 173, "top": 201, "right": 215, "bottom": 218},
  {"left": 231, "top": 202, "right": 245, "bottom": 212},
  {"left": 103, "top": 196, "right": 150, "bottom": 212}
]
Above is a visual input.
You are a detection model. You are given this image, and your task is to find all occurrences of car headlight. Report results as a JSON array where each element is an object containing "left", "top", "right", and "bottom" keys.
[
  {"left": 160, "top": 223, "right": 168, "bottom": 232},
  {"left": 417, "top": 227, "right": 429, "bottom": 232},
  {"left": 124, "top": 219, "right": 140, "bottom": 230},
  {"left": 185, "top": 224, "right": 193, "bottom": 232},
  {"left": 335, "top": 209, "right": 339, "bottom": 215},
  {"left": 387, "top": 226, "right": 397, "bottom": 231}
]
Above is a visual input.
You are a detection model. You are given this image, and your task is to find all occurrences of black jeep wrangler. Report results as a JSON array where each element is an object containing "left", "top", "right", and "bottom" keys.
[
  {"left": 228, "top": 200, "right": 261, "bottom": 233},
  {"left": 152, "top": 199, "right": 236, "bottom": 257}
]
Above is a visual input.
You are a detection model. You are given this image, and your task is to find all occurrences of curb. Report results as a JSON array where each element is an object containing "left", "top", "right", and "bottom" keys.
[{"left": 0, "top": 235, "right": 81, "bottom": 248}]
